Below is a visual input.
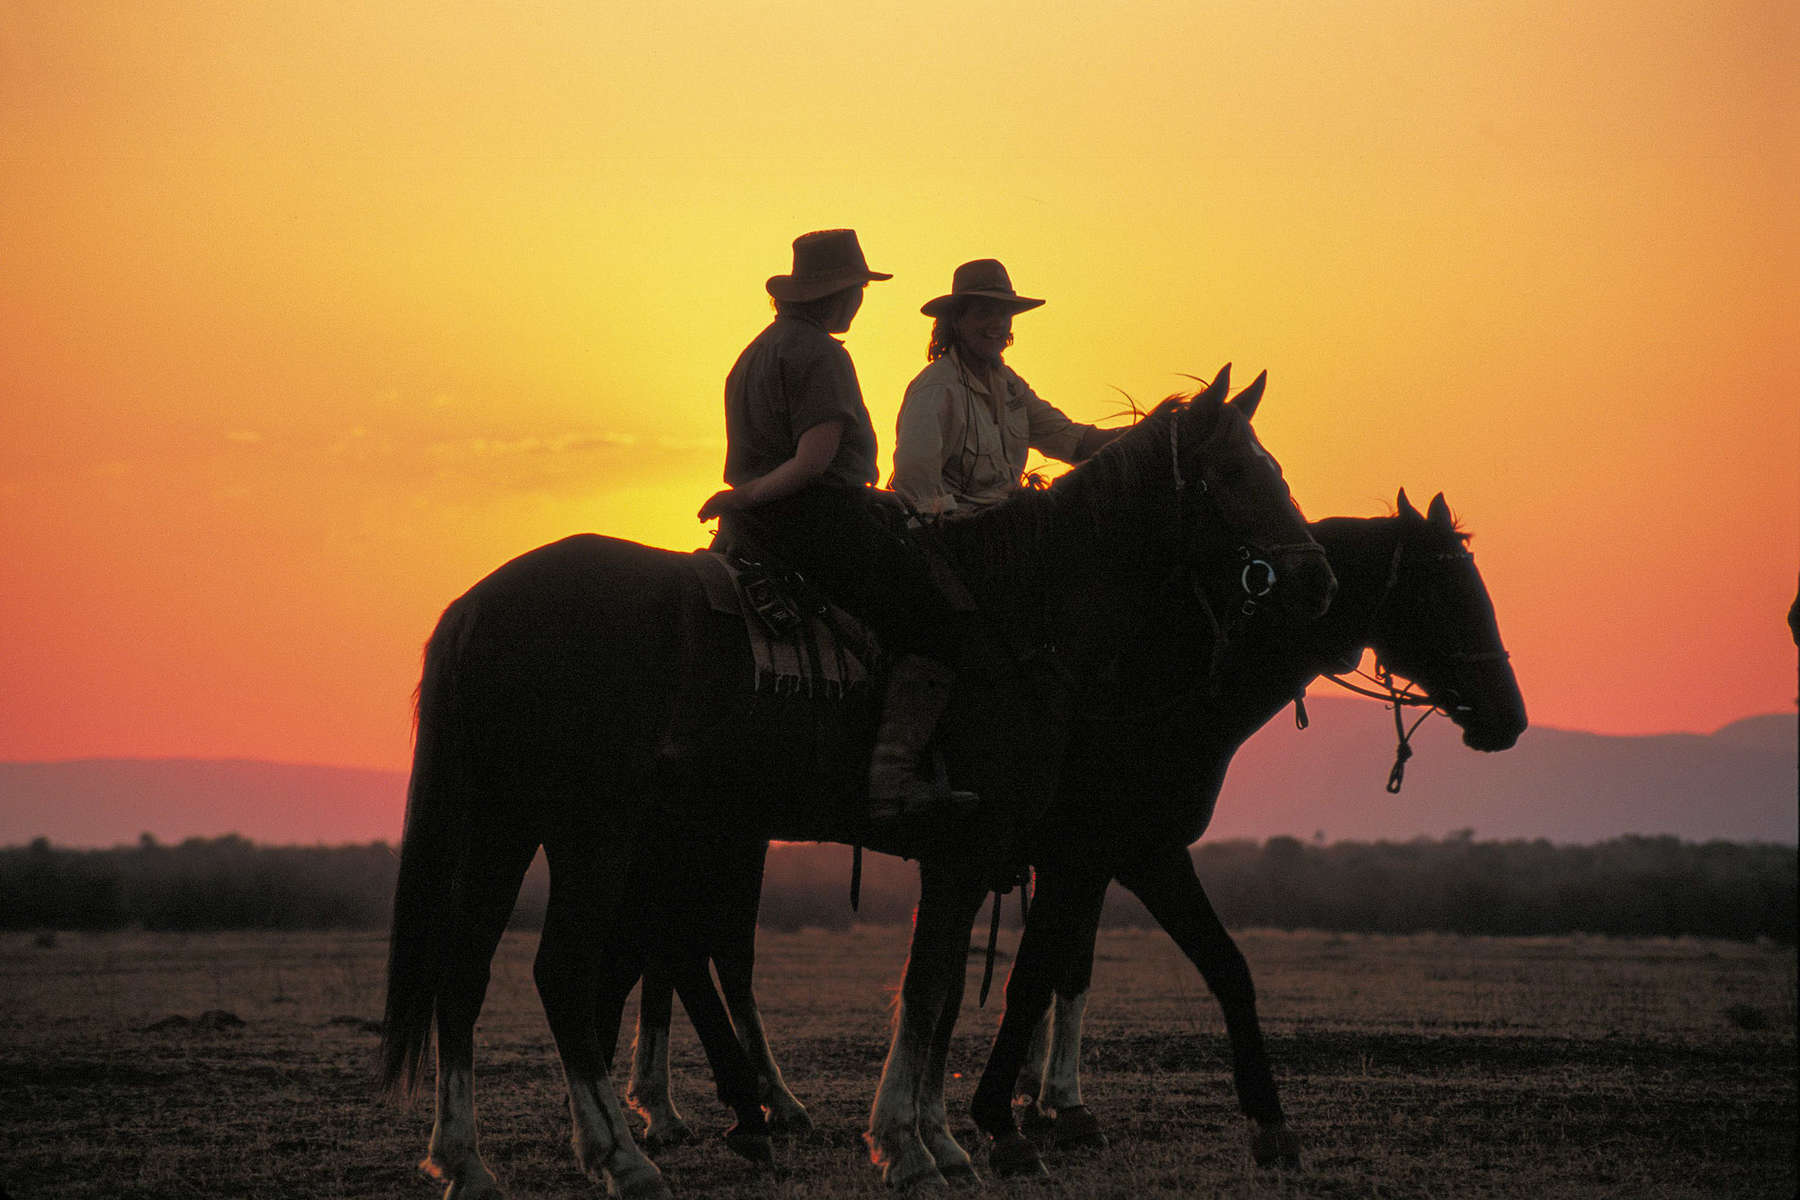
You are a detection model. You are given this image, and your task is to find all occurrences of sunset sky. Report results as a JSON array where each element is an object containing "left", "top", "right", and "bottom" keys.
[{"left": 3, "top": 1, "right": 1795, "bottom": 780}]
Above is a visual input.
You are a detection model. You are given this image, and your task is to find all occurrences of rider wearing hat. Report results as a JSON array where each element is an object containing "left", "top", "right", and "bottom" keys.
[
  {"left": 892, "top": 259, "right": 1121, "bottom": 518},
  {"left": 699, "top": 229, "right": 974, "bottom": 832}
]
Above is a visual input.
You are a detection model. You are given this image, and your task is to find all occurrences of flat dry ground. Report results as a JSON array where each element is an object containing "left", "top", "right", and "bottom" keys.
[{"left": 1, "top": 926, "right": 1793, "bottom": 1199}]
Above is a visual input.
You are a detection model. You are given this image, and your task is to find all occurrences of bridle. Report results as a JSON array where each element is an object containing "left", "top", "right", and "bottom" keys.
[
  {"left": 1168, "top": 401, "right": 1329, "bottom": 687},
  {"left": 1310, "top": 527, "right": 1510, "bottom": 791}
]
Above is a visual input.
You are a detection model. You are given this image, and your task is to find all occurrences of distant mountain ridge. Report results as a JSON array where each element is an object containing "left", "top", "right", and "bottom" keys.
[{"left": 2, "top": 702, "right": 1793, "bottom": 848}]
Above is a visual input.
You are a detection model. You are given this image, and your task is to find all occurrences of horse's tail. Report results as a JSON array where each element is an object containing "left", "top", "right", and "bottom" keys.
[{"left": 379, "top": 592, "right": 481, "bottom": 1104}]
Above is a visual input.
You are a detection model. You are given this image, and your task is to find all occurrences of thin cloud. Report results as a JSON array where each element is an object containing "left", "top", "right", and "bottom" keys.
[{"left": 426, "top": 432, "right": 640, "bottom": 458}]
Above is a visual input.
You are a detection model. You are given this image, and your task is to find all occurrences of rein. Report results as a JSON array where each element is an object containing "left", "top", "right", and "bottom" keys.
[
  {"left": 1169, "top": 403, "right": 1330, "bottom": 695},
  {"left": 1317, "top": 664, "right": 1438, "bottom": 793}
]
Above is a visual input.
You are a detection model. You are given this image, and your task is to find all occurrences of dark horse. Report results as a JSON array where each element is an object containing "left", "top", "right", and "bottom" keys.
[
  {"left": 625, "top": 489, "right": 1526, "bottom": 1181},
  {"left": 966, "top": 488, "right": 1526, "bottom": 1176},
  {"left": 378, "top": 366, "right": 1337, "bottom": 1199}
]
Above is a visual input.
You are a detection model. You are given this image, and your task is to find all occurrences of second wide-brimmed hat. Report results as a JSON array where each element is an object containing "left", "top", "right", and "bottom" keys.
[
  {"left": 765, "top": 229, "right": 892, "bottom": 303},
  {"left": 920, "top": 259, "right": 1045, "bottom": 317}
]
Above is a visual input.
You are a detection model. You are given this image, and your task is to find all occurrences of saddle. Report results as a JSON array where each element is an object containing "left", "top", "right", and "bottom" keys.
[{"left": 687, "top": 543, "right": 881, "bottom": 698}]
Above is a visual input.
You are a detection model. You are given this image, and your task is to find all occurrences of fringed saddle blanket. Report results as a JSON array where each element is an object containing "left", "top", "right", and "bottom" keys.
[{"left": 687, "top": 550, "right": 881, "bottom": 697}]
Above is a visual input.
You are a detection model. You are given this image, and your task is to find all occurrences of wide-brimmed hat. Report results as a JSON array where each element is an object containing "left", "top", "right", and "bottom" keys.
[
  {"left": 765, "top": 229, "right": 892, "bottom": 303},
  {"left": 920, "top": 259, "right": 1044, "bottom": 317}
]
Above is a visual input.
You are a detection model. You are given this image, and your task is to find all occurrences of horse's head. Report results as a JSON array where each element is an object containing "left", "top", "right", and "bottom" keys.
[
  {"left": 1370, "top": 490, "right": 1527, "bottom": 751},
  {"left": 1172, "top": 366, "right": 1336, "bottom": 621}
]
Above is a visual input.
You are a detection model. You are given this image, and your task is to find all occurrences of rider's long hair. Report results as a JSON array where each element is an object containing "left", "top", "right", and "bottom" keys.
[{"left": 927, "top": 303, "right": 1015, "bottom": 363}]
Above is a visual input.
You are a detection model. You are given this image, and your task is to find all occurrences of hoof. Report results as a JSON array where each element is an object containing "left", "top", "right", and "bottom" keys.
[
  {"left": 768, "top": 1108, "right": 814, "bottom": 1137},
  {"left": 442, "top": 1179, "right": 505, "bottom": 1200},
  {"left": 424, "top": 1158, "right": 504, "bottom": 1200},
  {"left": 988, "top": 1130, "right": 1048, "bottom": 1179},
  {"left": 724, "top": 1128, "right": 775, "bottom": 1167},
  {"left": 1051, "top": 1105, "right": 1108, "bottom": 1152},
  {"left": 1250, "top": 1122, "right": 1302, "bottom": 1170},
  {"left": 1018, "top": 1104, "right": 1055, "bottom": 1140},
  {"left": 641, "top": 1121, "right": 695, "bottom": 1156},
  {"left": 885, "top": 1162, "right": 950, "bottom": 1192},
  {"left": 939, "top": 1161, "right": 982, "bottom": 1187},
  {"left": 609, "top": 1172, "right": 674, "bottom": 1200}
]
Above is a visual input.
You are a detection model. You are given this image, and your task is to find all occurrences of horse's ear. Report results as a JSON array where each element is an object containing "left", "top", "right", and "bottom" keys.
[
  {"left": 1229, "top": 370, "right": 1268, "bottom": 421},
  {"left": 1198, "top": 362, "right": 1232, "bottom": 406},
  {"left": 1397, "top": 488, "right": 1419, "bottom": 519},
  {"left": 1427, "top": 492, "right": 1453, "bottom": 528}
]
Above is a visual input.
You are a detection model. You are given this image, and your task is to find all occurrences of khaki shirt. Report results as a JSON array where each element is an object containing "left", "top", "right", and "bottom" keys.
[
  {"left": 891, "top": 348, "right": 1093, "bottom": 516},
  {"left": 722, "top": 317, "right": 879, "bottom": 489}
]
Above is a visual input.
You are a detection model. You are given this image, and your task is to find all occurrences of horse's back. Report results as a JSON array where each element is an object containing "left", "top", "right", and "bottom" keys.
[
  {"left": 427, "top": 534, "right": 718, "bottom": 788},
  {"left": 470, "top": 532, "right": 693, "bottom": 601}
]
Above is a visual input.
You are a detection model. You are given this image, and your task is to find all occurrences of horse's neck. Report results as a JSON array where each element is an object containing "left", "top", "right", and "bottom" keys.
[
  {"left": 936, "top": 429, "right": 1178, "bottom": 638},
  {"left": 1301, "top": 516, "right": 1402, "bottom": 670},
  {"left": 1181, "top": 515, "right": 1402, "bottom": 738}
]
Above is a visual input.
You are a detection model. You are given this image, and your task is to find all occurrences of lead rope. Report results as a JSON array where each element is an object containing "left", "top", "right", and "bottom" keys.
[{"left": 1379, "top": 662, "right": 1433, "bottom": 793}]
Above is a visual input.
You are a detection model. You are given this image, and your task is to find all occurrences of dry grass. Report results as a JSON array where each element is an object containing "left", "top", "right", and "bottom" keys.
[{"left": 1, "top": 927, "right": 1793, "bottom": 1198}]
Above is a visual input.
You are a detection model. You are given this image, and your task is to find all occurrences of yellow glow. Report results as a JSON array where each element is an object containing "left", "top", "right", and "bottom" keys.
[{"left": 2, "top": 1, "right": 1795, "bottom": 771}]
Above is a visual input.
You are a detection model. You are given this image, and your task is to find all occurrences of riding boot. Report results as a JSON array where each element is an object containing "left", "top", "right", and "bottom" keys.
[{"left": 867, "top": 654, "right": 978, "bottom": 822}]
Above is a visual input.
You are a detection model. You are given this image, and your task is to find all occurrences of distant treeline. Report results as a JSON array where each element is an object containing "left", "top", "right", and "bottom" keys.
[{"left": 1, "top": 833, "right": 1793, "bottom": 942}]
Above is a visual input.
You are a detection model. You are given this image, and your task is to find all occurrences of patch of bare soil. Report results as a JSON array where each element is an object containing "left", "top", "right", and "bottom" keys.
[{"left": 0, "top": 929, "right": 1792, "bottom": 1199}]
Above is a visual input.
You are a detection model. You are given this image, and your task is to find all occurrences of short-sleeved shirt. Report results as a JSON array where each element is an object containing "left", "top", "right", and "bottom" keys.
[
  {"left": 891, "top": 348, "right": 1094, "bottom": 516},
  {"left": 722, "top": 316, "right": 879, "bottom": 489}
]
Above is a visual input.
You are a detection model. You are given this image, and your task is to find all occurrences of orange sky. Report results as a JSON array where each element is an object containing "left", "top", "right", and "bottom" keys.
[{"left": 2, "top": 1, "right": 1796, "bottom": 774}]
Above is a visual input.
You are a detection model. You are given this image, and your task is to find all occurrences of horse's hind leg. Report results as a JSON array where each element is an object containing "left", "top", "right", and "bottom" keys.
[
  {"left": 1035, "top": 882, "right": 1109, "bottom": 1153},
  {"left": 668, "top": 958, "right": 774, "bottom": 1165},
  {"left": 1116, "top": 843, "right": 1300, "bottom": 1169},
  {"left": 711, "top": 838, "right": 811, "bottom": 1134},
  {"left": 714, "top": 953, "right": 811, "bottom": 1134},
  {"left": 423, "top": 831, "right": 538, "bottom": 1200},
  {"left": 627, "top": 967, "right": 694, "bottom": 1153},
  {"left": 535, "top": 829, "right": 669, "bottom": 1200},
  {"left": 1015, "top": 1008, "right": 1052, "bottom": 1128},
  {"left": 970, "top": 866, "right": 1106, "bottom": 1176}
]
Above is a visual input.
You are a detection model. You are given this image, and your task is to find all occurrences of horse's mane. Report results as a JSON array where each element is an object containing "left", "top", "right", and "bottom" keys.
[{"left": 937, "top": 392, "right": 1208, "bottom": 601}]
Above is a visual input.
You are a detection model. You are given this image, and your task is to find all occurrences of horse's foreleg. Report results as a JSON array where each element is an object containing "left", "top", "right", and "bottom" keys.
[
  {"left": 866, "top": 959, "right": 944, "bottom": 1190},
  {"left": 536, "top": 835, "right": 669, "bottom": 1200},
  {"left": 866, "top": 861, "right": 986, "bottom": 1190},
  {"left": 1117, "top": 843, "right": 1300, "bottom": 1169},
  {"left": 627, "top": 967, "right": 694, "bottom": 1154},
  {"left": 916, "top": 924, "right": 977, "bottom": 1181}
]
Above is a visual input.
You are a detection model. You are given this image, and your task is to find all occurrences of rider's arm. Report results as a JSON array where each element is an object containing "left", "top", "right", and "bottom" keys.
[
  {"left": 1074, "top": 425, "right": 1125, "bottom": 459},
  {"left": 1016, "top": 373, "right": 1119, "bottom": 464},
  {"left": 698, "top": 418, "right": 845, "bottom": 519}
]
